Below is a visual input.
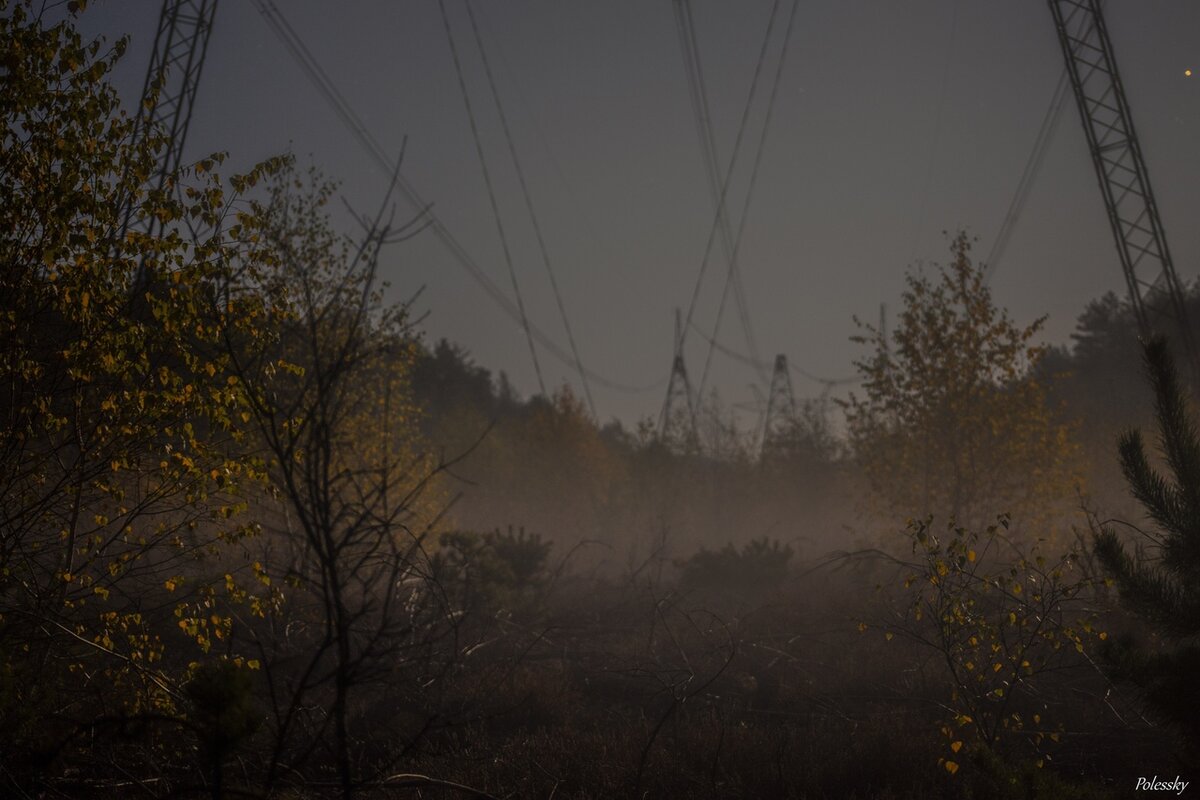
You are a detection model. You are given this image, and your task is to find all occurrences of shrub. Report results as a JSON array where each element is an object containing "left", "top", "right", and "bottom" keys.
[{"left": 678, "top": 537, "right": 794, "bottom": 598}]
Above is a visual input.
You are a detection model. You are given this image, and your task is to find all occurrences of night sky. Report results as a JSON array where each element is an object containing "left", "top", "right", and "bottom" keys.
[{"left": 74, "top": 1, "right": 1200, "bottom": 426}]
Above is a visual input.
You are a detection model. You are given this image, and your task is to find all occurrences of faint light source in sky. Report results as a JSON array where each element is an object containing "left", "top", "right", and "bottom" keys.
[{"left": 1187, "top": 68, "right": 1193, "bottom": 77}]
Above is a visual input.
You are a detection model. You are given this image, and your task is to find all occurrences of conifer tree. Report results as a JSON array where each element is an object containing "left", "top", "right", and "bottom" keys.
[{"left": 1094, "top": 336, "right": 1200, "bottom": 745}]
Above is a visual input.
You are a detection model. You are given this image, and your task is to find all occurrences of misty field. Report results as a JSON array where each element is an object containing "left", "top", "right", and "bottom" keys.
[{"left": 5, "top": 1, "right": 1200, "bottom": 798}]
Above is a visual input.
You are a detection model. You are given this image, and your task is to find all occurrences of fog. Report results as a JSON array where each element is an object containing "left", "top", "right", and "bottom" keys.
[{"left": 4, "top": 1, "right": 1199, "bottom": 798}]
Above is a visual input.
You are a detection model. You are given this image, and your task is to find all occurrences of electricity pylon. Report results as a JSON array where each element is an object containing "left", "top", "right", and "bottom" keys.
[
  {"left": 760, "top": 354, "right": 797, "bottom": 462},
  {"left": 1047, "top": 0, "right": 1197, "bottom": 378},
  {"left": 121, "top": 0, "right": 220, "bottom": 252},
  {"left": 659, "top": 309, "right": 699, "bottom": 451}
]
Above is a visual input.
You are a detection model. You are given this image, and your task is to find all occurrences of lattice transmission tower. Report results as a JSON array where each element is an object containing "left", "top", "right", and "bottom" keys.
[
  {"left": 1047, "top": 0, "right": 1197, "bottom": 376},
  {"left": 121, "top": 0, "right": 220, "bottom": 247},
  {"left": 759, "top": 354, "right": 797, "bottom": 462},
  {"left": 658, "top": 310, "right": 699, "bottom": 451}
]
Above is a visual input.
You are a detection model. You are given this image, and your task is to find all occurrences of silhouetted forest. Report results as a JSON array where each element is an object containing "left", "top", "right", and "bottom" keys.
[{"left": 5, "top": 4, "right": 1200, "bottom": 798}]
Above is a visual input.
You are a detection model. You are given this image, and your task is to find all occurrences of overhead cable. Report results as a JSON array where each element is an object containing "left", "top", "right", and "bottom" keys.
[
  {"left": 697, "top": 0, "right": 800, "bottom": 400},
  {"left": 251, "top": 1, "right": 659, "bottom": 393},
  {"left": 687, "top": 320, "right": 858, "bottom": 388},
  {"left": 678, "top": 0, "right": 781, "bottom": 365},
  {"left": 462, "top": 0, "right": 597, "bottom": 417},
  {"left": 983, "top": 68, "right": 1070, "bottom": 282},
  {"left": 437, "top": 0, "right": 547, "bottom": 397},
  {"left": 673, "top": 0, "right": 768, "bottom": 386}
]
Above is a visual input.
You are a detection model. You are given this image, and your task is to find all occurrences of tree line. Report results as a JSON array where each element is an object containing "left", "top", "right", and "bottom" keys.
[{"left": 4, "top": 2, "right": 1200, "bottom": 797}]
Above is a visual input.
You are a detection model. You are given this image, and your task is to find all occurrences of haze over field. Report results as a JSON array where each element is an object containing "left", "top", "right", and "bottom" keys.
[
  {"left": 75, "top": 1, "right": 1200, "bottom": 425},
  {"left": 5, "top": 2, "right": 1200, "bottom": 798}
]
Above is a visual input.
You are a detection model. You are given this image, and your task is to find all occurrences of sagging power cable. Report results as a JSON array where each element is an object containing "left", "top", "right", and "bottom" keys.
[
  {"left": 687, "top": 320, "right": 858, "bottom": 389},
  {"left": 673, "top": 0, "right": 768, "bottom": 386},
  {"left": 696, "top": 0, "right": 800, "bottom": 400},
  {"left": 462, "top": 0, "right": 598, "bottom": 417},
  {"left": 677, "top": 0, "right": 782, "bottom": 373},
  {"left": 251, "top": 1, "right": 660, "bottom": 394},
  {"left": 983, "top": 68, "right": 1070, "bottom": 283},
  {"left": 437, "top": 0, "right": 547, "bottom": 397}
]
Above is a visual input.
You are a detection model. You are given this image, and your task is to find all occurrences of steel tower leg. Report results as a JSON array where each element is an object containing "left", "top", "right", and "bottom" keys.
[{"left": 1047, "top": 0, "right": 1197, "bottom": 375}]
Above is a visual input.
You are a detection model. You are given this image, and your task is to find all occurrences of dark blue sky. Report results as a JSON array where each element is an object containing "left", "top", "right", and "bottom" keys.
[{"left": 76, "top": 1, "right": 1200, "bottom": 426}]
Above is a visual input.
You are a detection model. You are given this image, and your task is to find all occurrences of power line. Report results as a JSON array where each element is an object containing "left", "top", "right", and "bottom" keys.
[
  {"left": 696, "top": 0, "right": 799, "bottom": 400},
  {"left": 462, "top": 0, "right": 597, "bottom": 417},
  {"left": 1047, "top": 0, "right": 1198, "bottom": 382},
  {"left": 683, "top": 2, "right": 763, "bottom": 386},
  {"left": 257, "top": 2, "right": 385, "bottom": 165},
  {"left": 687, "top": 320, "right": 858, "bottom": 388},
  {"left": 677, "top": 0, "right": 781, "bottom": 368},
  {"left": 471, "top": 4, "right": 625, "bottom": 299},
  {"left": 437, "top": 0, "right": 547, "bottom": 397},
  {"left": 983, "top": 68, "right": 1069, "bottom": 283},
  {"left": 250, "top": 1, "right": 660, "bottom": 394},
  {"left": 673, "top": 0, "right": 768, "bottom": 386}
]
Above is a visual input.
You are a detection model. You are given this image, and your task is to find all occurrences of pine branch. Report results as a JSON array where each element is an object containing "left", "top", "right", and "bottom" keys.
[
  {"left": 1095, "top": 526, "right": 1200, "bottom": 637},
  {"left": 1118, "top": 430, "right": 1186, "bottom": 541}
]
